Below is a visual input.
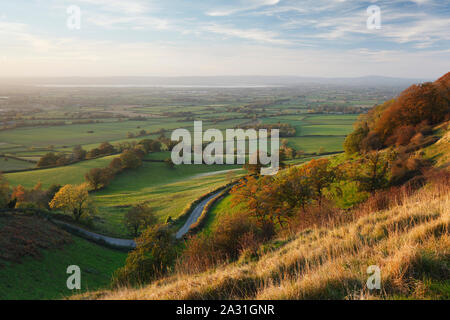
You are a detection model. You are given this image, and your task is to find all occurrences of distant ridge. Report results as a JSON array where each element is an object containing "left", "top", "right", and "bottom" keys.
[{"left": 0, "top": 75, "right": 431, "bottom": 88}]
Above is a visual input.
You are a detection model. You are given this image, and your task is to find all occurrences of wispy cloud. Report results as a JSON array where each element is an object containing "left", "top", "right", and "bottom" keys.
[
  {"left": 206, "top": 0, "right": 280, "bottom": 17},
  {"left": 74, "top": 0, "right": 152, "bottom": 14},
  {"left": 203, "top": 23, "right": 290, "bottom": 44},
  {"left": 0, "top": 0, "right": 449, "bottom": 78}
]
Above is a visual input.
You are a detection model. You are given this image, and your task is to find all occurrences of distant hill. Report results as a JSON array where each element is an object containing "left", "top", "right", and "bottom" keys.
[{"left": 0, "top": 75, "right": 431, "bottom": 88}]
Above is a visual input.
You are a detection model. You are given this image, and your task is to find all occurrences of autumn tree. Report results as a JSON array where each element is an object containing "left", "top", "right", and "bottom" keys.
[
  {"left": 298, "top": 158, "right": 337, "bottom": 202},
  {"left": 85, "top": 167, "right": 114, "bottom": 190},
  {"left": 120, "top": 150, "right": 142, "bottom": 169},
  {"left": 124, "top": 204, "right": 157, "bottom": 237},
  {"left": 109, "top": 157, "right": 123, "bottom": 173},
  {"left": 49, "top": 184, "right": 95, "bottom": 221},
  {"left": 98, "top": 142, "right": 115, "bottom": 155}
]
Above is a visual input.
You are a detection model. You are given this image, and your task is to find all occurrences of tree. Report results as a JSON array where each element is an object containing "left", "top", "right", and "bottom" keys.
[
  {"left": 0, "top": 173, "right": 10, "bottom": 208},
  {"left": 113, "top": 224, "right": 176, "bottom": 286},
  {"left": 356, "top": 151, "right": 393, "bottom": 193},
  {"left": 37, "top": 152, "right": 59, "bottom": 167},
  {"left": 120, "top": 150, "right": 142, "bottom": 169},
  {"left": 72, "top": 145, "right": 86, "bottom": 161},
  {"left": 98, "top": 142, "right": 115, "bottom": 155},
  {"left": 85, "top": 168, "right": 114, "bottom": 190},
  {"left": 49, "top": 184, "right": 95, "bottom": 221},
  {"left": 344, "top": 124, "right": 369, "bottom": 155},
  {"left": 109, "top": 157, "right": 123, "bottom": 173},
  {"left": 124, "top": 204, "right": 157, "bottom": 237},
  {"left": 298, "top": 158, "right": 337, "bottom": 202}
]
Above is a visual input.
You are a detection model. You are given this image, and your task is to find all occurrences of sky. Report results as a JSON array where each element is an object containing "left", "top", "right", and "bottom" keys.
[{"left": 0, "top": 0, "right": 449, "bottom": 78}]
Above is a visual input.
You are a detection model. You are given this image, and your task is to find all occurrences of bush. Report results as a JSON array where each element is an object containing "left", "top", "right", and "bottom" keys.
[
  {"left": 178, "top": 211, "right": 271, "bottom": 273},
  {"left": 112, "top": 224, "right": 176, "bottom": 287}
]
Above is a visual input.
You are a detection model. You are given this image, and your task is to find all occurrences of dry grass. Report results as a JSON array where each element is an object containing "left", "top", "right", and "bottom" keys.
[{"left": 76, "top": 176, "right": 449, "bottom": 300}]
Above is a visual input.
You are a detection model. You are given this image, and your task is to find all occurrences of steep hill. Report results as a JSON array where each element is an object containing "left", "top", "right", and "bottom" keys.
[{"left": 77, "top": 170, "right": 449, "bottom": 300}]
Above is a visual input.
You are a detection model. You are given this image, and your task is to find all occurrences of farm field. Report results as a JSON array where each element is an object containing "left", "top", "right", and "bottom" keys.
[
  {"left": 4, "top": 155, "right": 119, "bottom": 188},
  {"left": 0, "top": 156, "right": 35, "bottom": 171},
  {"left": 0, "top": 85, "right": 390, "bottom": 241}
]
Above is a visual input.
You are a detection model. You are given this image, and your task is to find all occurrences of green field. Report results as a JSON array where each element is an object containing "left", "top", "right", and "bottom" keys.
[
  {"left": 1, "top": 87, "right": 363, "bottom": 240},
  {"left": 93, "top": 163, "right": 244, "bottom": 237},
  {"left": 0, "top": 236, "right": 126, "bottom": 300},
  {"left": 4, "top": 155, "right": 119, "bottom": 189},
  {"left": 0, "top": 157, "right": 35, "bottom": 171},
  {"left": 286, "top": 136, "right": 346, "bottom": 153}
]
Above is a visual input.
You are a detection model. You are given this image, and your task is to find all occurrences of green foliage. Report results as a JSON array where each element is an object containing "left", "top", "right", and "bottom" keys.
[
  {"left": 112, "top": 224, "right": 176, "bottom": 286},
  {"left": 324, "top": 180, "right": 369, "bottom": 209},
  {"left": 344, "top": 124, "right": 369, "bottom": 154}
]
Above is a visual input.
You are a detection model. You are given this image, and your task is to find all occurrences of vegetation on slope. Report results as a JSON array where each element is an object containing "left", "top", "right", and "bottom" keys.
[
  {"left": 76, "top": 171, "right": 449, "bottom": 300},
  {"left": 0, "top": 214, "right": 126, "bottom": 300}
]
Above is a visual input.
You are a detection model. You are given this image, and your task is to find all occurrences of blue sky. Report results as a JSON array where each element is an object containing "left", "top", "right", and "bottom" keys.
[{"left": 0, "top": 0, "right": 449, "bottom": 78}]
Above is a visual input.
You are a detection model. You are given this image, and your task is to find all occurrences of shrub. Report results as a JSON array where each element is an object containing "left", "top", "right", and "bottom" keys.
[
  {"left": 112, "top": 224, "right": 176, "bottom": 287},
  {"left": 179, "top": 211, "right": 271, "bottom": 273}
]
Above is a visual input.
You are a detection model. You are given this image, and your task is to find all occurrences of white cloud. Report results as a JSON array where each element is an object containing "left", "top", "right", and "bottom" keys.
[
  {"left": 87, "top": 14, "right": 169, "bottom": 30},
  {"left": 74, "top": 0, "right": 152, "bottom": 14},
  {"left": 206, "top": 0, "right": 280, "bottom": 17},
  {"left": 203, "top": 24, "right": 290, "bottom": 44}
]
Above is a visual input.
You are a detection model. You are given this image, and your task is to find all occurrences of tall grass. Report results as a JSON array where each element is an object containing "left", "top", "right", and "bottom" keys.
[{"left": 76, "top": 170, "right": 449, "bottom": 300}]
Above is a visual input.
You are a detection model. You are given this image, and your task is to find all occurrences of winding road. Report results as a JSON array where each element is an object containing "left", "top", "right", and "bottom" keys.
[
  {"left": 175, "top": 190, "right": 222, "bottom": 239},
  {"left": 55, "top": 189, "right": 224, "bottom": 248},
  {"left": 53, "top": 220, "right": 137, "bottom": 248}
]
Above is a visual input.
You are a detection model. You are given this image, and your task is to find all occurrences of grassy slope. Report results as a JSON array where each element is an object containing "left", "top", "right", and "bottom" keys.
[
  {"left": 0, "top": 229, "right": 126, "bottom": 300},
  {"left": 78, "top": 178, "right": 449, "bottom": 300}
]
